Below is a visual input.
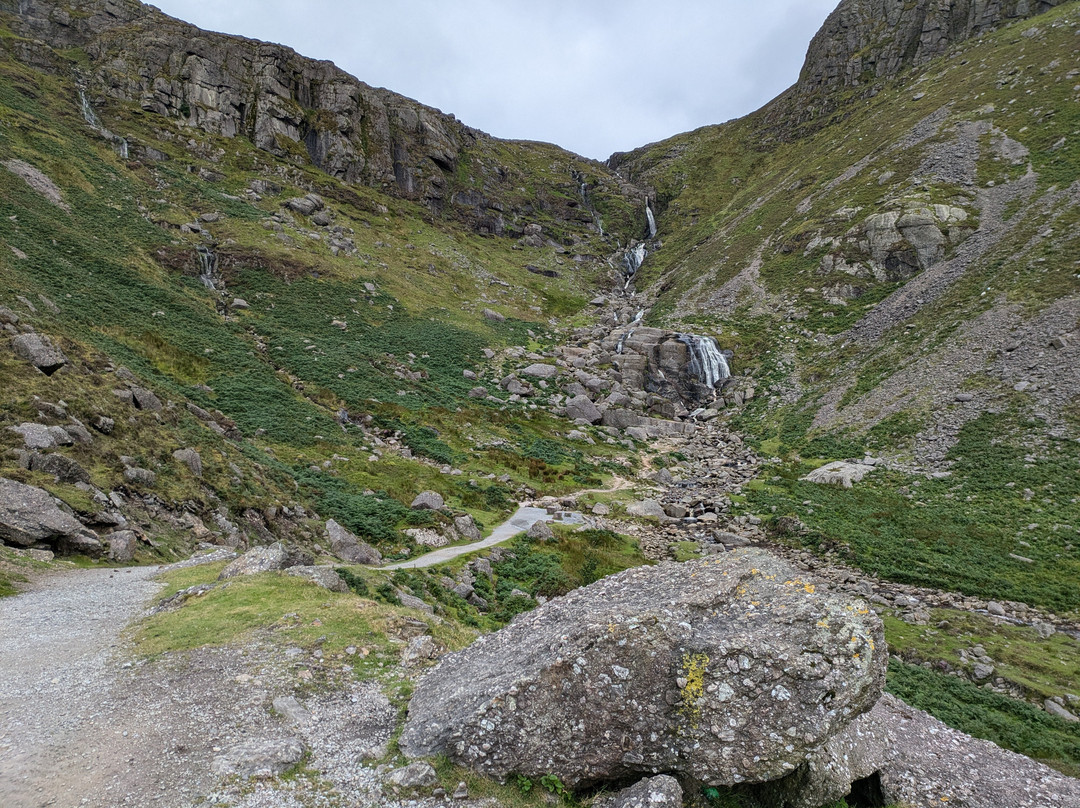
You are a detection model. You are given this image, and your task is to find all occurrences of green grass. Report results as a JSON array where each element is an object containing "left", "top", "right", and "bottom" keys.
[
  {"left": 748, "top": 412, "right": 1080, "bottom": 612},
  {"left": 887, "top": 659, "right": 1080, "bottom": 776}
]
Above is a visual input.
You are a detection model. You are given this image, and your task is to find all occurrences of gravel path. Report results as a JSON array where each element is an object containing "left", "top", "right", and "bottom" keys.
[
  {"left": 384, "top": 505, "right": 584, "bottom": 570},
  {"left": 0, "top": 566, "right": 163, "bottom": 807}
]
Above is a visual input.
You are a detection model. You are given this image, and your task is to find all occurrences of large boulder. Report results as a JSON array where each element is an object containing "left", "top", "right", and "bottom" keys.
[
  {"left": 565, "top": 394, "right": 602, "bottom": 424},
  {"left": 410, "top": 491, "right": 444, "bottom": 511},
  {"left": 8, "top": 423, "right": 73, "bottom": 450},
  {"left": 0, "top": 477, "right": 101, "bottom": 555},
  {"left": 326, "top": 519, "right": 382, "bottom": 565},
  {"left": 218, "top": 542, "right": 309, "bottom": 579},
  {"left": 759, "top": 693, "right": 1080, "bottom": 808},
  {"left": 11, "top": 333, "right": 67, "bottom": 375},
  {"left": 400, "top": 548, "right": 885, "bottom": 787},
  {"left": 105, "top": 530, "right": 139, "bottom": 563},
  {"left": 801, "top": 461, "right": 875, "bottom": 489}
]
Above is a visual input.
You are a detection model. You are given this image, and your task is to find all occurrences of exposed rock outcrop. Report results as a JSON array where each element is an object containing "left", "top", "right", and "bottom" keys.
[
  {"left": 0, "top": 476, "right": 101, "bottom": 555},
  {"left": 400, "top": 548, "right": 885, "bottom": 788},
  {"left": 785, "top": 0, "right": 1067, "bottom": 124}
]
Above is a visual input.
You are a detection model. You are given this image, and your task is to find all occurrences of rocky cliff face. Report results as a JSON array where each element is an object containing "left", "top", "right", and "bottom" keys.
[
  {"left": 783, "top": 0, "right": 1067, "bottom": 124},
  {"left": 7, "top": 0, "right": 470, "bottom": 206}
]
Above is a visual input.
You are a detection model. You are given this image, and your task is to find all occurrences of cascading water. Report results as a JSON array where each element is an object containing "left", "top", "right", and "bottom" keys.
[
  {"left": 78, "top": 85, "right": 128, "bottom": 157},
  {"left": 622, "top": 242, "right": 647, "bottom": 290},
  {"left": 78, "top": 89, "right": 102, "bottom": 129},
  {"left": 646, "top": 201, "right": 657, "bottom": 239},
  {"left": 195, "top": 245, "right": 219, "bottom": 290},
  {"left": 677, "top": 334, "right": 731, "bottom": 389}
]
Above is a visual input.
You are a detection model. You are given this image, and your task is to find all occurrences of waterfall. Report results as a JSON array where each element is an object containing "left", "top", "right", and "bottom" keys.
[
  {"left": 621, "top": 242, "right": 647, "bottom": 289},
  {"left": 195, "top": 245, "right": 218, "bottom": 290},
  {"left": 78, "top": 85, "right": 128, "bottom": 158},
  {"left": 631, "top": 309, "right": 644, "bottom": 324},
  {"left": 580, "top": 182, "right": 588, "bottom": 203},
  {"left": 646, "top": 201, "right": 657, "bottom": 239},
  {"left": 678, "top": 334, "right": 731, "bottom": 388},
  {"left": 78, "top": 89, "right": 102, "bottom": 130},
  {"left": 616, "top": 327, "right": 635, "bottom": 355}
]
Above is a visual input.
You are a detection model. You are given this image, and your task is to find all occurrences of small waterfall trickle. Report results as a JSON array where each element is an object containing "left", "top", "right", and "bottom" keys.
[
  {"left": 78, "top": 88, "right": 102, "bottom": 129},
  {"left": 579, "top": 182, "right": 588, "bottom": 204},
  {"left": 632, "top": 308, "right": 645, "bottom": 324},
  {"left": 616, "top": 327, "right": 635, "bottom": 355},
  {"left": 646, "top": 201, "right": 657, "bottom": 239},
  {"left": 77, "top": 84, "right": 128, "bottom": 158},
  {"left": 677, "top": 334, "right": 731, "bottom": 389},
  {"left": 195, "top": 245, "right": 219, "bottom": 290}
]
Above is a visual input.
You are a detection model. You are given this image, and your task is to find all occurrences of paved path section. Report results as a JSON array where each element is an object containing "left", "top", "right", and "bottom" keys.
[{"left": 385, "top": 505, "right": 584, "bottom": 569}]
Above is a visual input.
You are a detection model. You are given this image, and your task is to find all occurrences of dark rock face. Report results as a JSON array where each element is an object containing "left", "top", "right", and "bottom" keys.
[
  {"left": 786, "top": 0, "right": 1067, "bottom": 123},
  {"left": 400, "top": 548, "right": 885, "bottom": 788},
  {"left": 10, "top": 0, "right": 470, "bottom": 208}
]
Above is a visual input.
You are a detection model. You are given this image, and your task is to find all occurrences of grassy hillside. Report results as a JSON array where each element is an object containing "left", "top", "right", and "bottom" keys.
[
  {"left": 0, "top": 13, "right": 642, "bottom": 568},
  {"left": 617, "top": 2, "right": 1080, "bottom": 614}
]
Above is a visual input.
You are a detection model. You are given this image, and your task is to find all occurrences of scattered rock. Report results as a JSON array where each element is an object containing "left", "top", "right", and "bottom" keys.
[
  {"left": 105, "top": 529, "right": 139, "bottom": 563},
  {"left": 410, "top": 491, "right": 444, "bottom": 510},
  {"left": 386, "top": 761, "right": 438, "bottom": 788},
  {"left": 401, "top": 548, "right": 885, "bottom": 787},
  {"left": 626, "top": 499, "right": 667, "bottom": 520},
  {"left": 285, "top": 565, "right": 348, "bottom": 592},
  {"left": 482, "top": 308, "right": 505, "bottom": 322},
  {"left": 565, "top": 394, "right": 602, "bottom": 424},
  {"left": 325, "top": 519, "right": 381, "bottom": 565},
  {"left": 172, "top": 448, "right": 203, "bottom": 477},
  {"left": 454, "top": 515, "right": 482, "bottom": 542},
  {"left": 522, "top": 363, "right": 559, "bottom": 379},
  {"left": 11, "top": 333, "right": 67, "bottom": 375},
  {"left": 210, "top": 737, "right": 305, "bottom": 779},
  {"left": 129, "top": 386, "right": 163, "bottom": 412},
  {"left": 272, "top": 695, "right": 311, "bottom": 727},
  {"left": 1045, "top": 699, "right": 1079, "bottom": 723},
  {"left": 594, "top": 775, "right": 683, "bottom": 808},
  {"left": 123, "top": 467, "right": 156, "bottom": 486},
  {"left": 219, "top": 542, "right": 296, "bottom": 579},
  {"left": 8, "top": 423, "right": 73, "bottom": 450},
  {"left": 0, "top": 477, "right": 102, "bottom": 555},
  {"left": 801, "top": 461, "right": 875, "bottom": 489},
  {"left": 525, "top": 519, "right": 554, "bottom": 541}
]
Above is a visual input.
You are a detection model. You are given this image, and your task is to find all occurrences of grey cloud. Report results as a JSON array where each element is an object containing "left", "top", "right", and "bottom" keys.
[{"left": 151, "top": 0, "right": 839, "bottom": 159}]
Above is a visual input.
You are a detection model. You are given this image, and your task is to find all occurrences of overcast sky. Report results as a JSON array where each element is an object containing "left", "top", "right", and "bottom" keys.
[{"left": 150, "top": 0, "right": 839, "bottom": 161}]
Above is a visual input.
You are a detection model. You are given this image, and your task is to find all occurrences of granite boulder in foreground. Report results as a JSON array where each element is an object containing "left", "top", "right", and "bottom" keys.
[{"left": 400, "top": 548, "right": 885, "bottom": 787}]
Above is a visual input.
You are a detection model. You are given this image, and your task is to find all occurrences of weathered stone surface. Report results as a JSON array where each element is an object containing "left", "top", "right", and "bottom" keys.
[
  {"left": 325, "top": 519, "right": 381, "bottom": 565},
  {"left": 123, "top": 466, "right": 156, "bottom": 486},
  {"left": 521, "top": 363, "right": 559, "bottom": 379},
  {"left": 172, "top": 448, "right": 203, "bottom": 476},
  {"left": 765, "top": 693, "right": 1080, "bottom": 808},
  {"left": 565, "top": 394, "right": 602, "bottom": 424},
  {"left": 625, "top": 499, "right": 667, "bottom": 520},
  {"left": 401, "top": 548, "right": 885, "bottom": 787},
  {"left": 11, "top": 333, "right": 67, "bottom": 375},
  {"left": 105, "top": 529, "right": 139, "bottom": 563},
  {"left": 218, "top": 542, "right": 298, "bottom": 579},
  {"left": 525, "top": 519, "right": 554, "bottom": 541},
  {"left": 286, "top": 565, "right": 348, "bottom": 592},
  {"left": 8, "top": 423, "right": 73, "bottom": 450},
  {"left": 801, "top": 461, "right": 875, "bottom": 489},
  {"left": 410, "top": 490, "right": 444, "bottom": 510},
  {"left": 0, "top": 476, "right": 101, "bottom": 555},
  {"left": 129, "top": 386, "right": 163, "bottom": 412},
  {"left": 386, "top": 761, "right": 438, "bottom": 788},
  {"left": 593, "top": 775, "right": 683, "bottom": 808},
  {"left": 210, "top": 737, "right": 305, "bottom": 779},
  {"left": 27, "top": 452, "right": 90, "bottom": 484},
  {"left": 454, "top": 515, "right": 482, "bottom": 542}
]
